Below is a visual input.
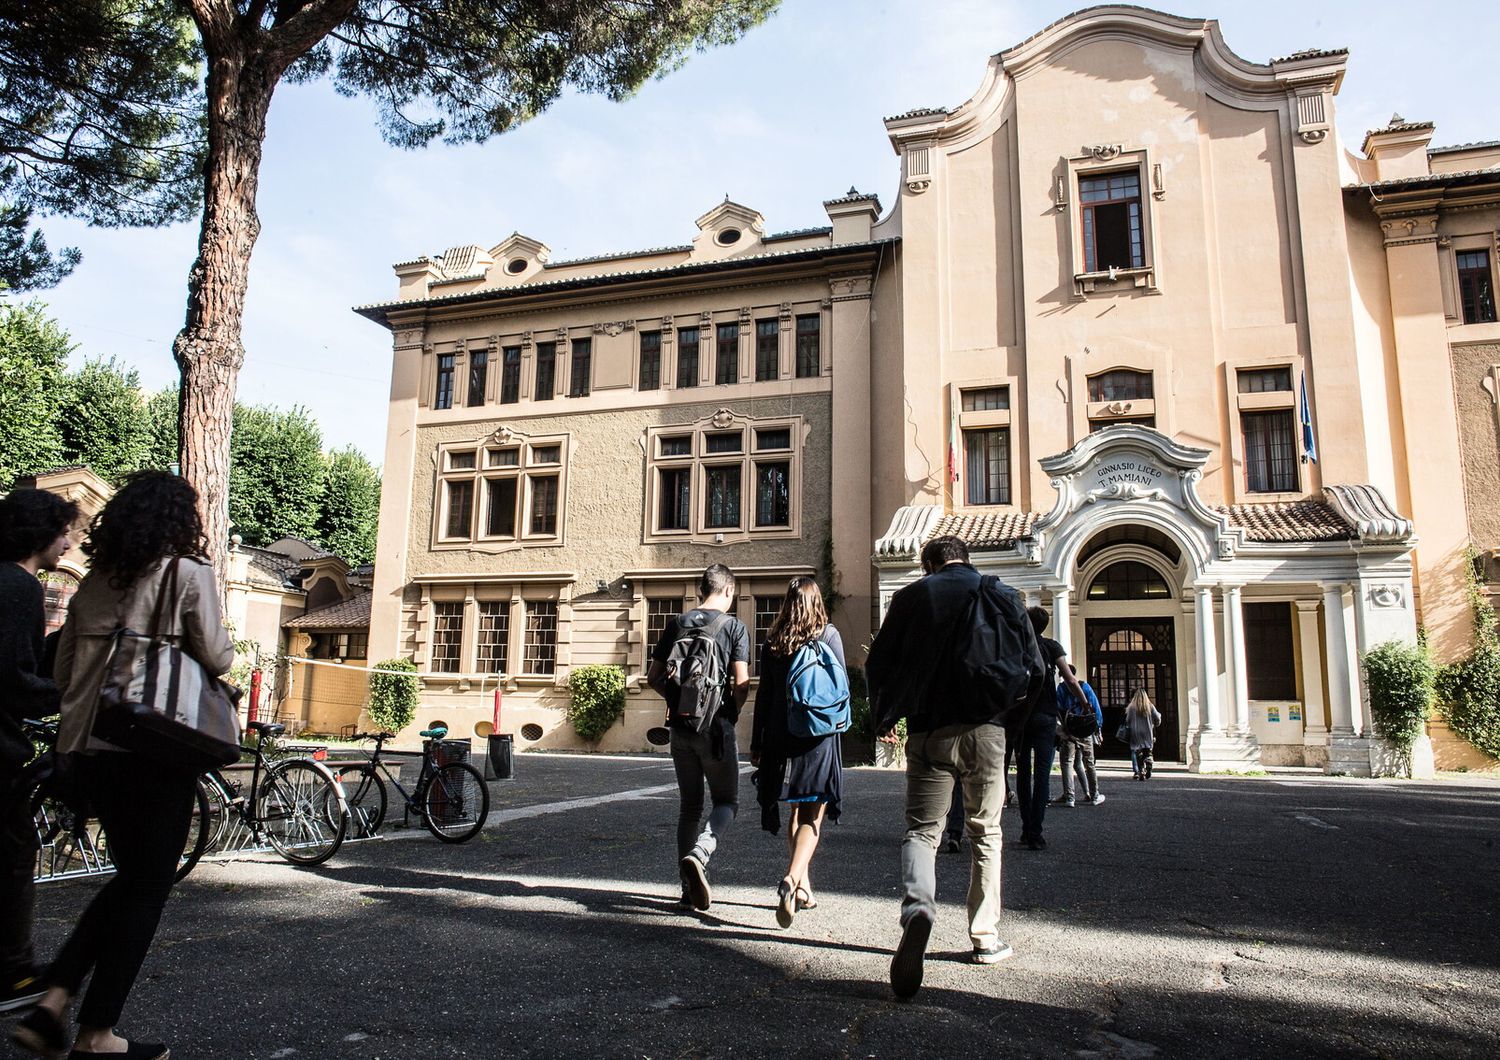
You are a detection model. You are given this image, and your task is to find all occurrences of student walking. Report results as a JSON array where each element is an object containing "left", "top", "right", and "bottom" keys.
[
  {"left": 866, "top": 536, "right": 1043, "bottom": 998},
  {"left": 1123, "top": 689, "right": 1163, "bottom": 780},
  {"left": 1056, "top": 674, "right": 1104, "bottom": 807},
  {"left": 647, "top": 564, "right": 750, "bottom": 912},
  {"left": 13, "top": 472, "right": 233, "bottom": 1060},
  {"left": 1013, "top": 607, "right": 1089, "bottom": 850},
  {"left": 0, "top": 490, "right": 79, "bottom": 1016},
  {"left": 750, "top": 578, "right": 846, "bottom": 929}
]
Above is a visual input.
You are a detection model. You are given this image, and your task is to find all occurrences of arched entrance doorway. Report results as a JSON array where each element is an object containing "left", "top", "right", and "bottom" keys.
[{"left": 1074, "top": 529, "right": 1186, "bottom": 761}]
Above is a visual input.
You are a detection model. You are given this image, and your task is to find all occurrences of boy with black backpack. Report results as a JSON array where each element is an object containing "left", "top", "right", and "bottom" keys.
[{"left": 647, "top": 564, "right": 750, "bottom": 911}]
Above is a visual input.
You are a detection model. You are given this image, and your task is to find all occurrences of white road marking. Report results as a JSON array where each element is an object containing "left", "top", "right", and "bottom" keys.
[
  {"left": 485, "top": 783, "right": 682, "bottom": 826},
  {"left": 1294, "top": 814, "right": 1339, "bottom": 830}
]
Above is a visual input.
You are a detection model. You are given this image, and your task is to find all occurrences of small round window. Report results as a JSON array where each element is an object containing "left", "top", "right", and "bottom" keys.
[
  {"left": 506, "top": 259, "right": 527, "bottom": 274},
  {"left": 716, "top": 227, "right": 742, "bottom": 246}
]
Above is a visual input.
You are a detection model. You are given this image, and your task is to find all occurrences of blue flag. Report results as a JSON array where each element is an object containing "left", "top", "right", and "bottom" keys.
[{"left": 1300, "top": 372, "right": 1318, "bottom": 465}]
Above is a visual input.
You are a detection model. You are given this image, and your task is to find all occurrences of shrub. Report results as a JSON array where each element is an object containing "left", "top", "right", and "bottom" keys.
[
  {"left": 367, "top": 658, "right": 419, "bottom": 734},
  {"left": 1362, "top": 638, "right": 1435, "bottom": 773},
  {"left": 568, "top": 664, "right": 626, "bottom": 743},
  {"left": 846, "top": 665, "right": 871, "bottom": 736},
  {"left": 1436, "top": 550, "right": 1500, "bottom": 759}
]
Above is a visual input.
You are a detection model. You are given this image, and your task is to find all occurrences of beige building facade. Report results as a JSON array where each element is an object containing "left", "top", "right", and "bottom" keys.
[{"left": 359, "top": 5, "right": 1498, "bottom": 774}]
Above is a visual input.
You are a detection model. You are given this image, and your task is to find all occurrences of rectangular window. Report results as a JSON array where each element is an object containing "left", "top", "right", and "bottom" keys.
[
  {"left": 639, "top": 331, "right": 661, "bottom": 391},
  {"left": 716, "top": 323, "right": 739, "bottom": 385},
  {"left": 960, "top": 387, "right": 1010, "bottom": 412},
  {"left": 523, "top": 601, "right": 557, "bottom": 675},
  {"left": 755, "top": 428, "right": 791, "bottom": 451},
  {"left": 755, "top": 319, "right": 778, "bottom": 381},
  {"left": 487, "top": 447, "right": 519, "bottom": 468},
  {"left": 1242, "top": 409, "right": 1298, "bottom": 493},
  {"left": 485, "top": 478, "right": 517, "bottom": 537},
  {"left": 704, "top": 466, "right": 741, "bottom": 529},
  {"left": 569, "top": 338, "right": 591, "bottom": 397},
  {"left": 647, "top": 598, "right": 680, "bottom": 658},
  {"left": 755, "top": 462, "right": 790, "bottom": 527},
  {"left": 677, "top": 328, "right": 699, "bottom": 388},
  {"left": 1080, "top": 170, "right": 1144, "bottom": 272},
  {"left": 531, "top": 444, "right": 561, "bottom": 464},
  {"left": 430, "top": 602, "right": 464, "bottom": 673},
  {"left": 1458, "top": 250, "right": 1498, "bottom": 324},
  {"left": 795, "top": 315, "right": 820, "bottom": 378},
  {"left": 1237, "top": 367, "right": 1293, "bottom": 394},
  {"left": 658, "top": 468, "right": 691, "bottom": 531},
  {"left": 964, "top": 428, "right": 1010, "bottom": 505},
  {"left": 467, "top": 349, "right": 488, "bottom": 407},
  {"left": 529, "top": 476, "right": 559, "bottom": 535},
  {"left": 534, "top": 342, "right": 556, "bottom": 401},
  {"left": 1244, "top": 603, "right": 1296, "bottom": 699},
  {"left": 434, "top": 354, "right": 455, "bottom": 410},
  {"left": 660, "top": 436, "right": 692, "bottom": 458},
  {"left": 1087, "top": 371, "right": 1153, "bottom": 402},
  {"left": 447, "top": 450, "right": 477, "bottom": 471},
  {"left": 500, "top": 346, "right": 521, "bottom": 404},
  {"left": 753, "top": 595, "right": 782, "bottom": 676},
  {"left": 475, "top": 602, "right": 510, "bottom": 674},
  {"left": 705, "top": 432, "right": 743, "bottom": 455},
  {"left": 445, "top": 480, "right": 474, "bottom": 538}
]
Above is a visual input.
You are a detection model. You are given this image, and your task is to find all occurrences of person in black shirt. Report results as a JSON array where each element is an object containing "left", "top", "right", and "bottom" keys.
[
  {"left": 0, "top": 489, "right": 78, "bottom": 1014},
  {"left": 1014, "top": 605, "right": 1089, "bottom": 850},
  {"left": 647, "top": 564, "right": 750, "bottom": 912}
]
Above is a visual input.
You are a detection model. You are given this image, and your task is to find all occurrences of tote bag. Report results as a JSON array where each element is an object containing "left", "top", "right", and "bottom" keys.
[{"left": 92, "top": 558, "right": 242, "bottom": 770}]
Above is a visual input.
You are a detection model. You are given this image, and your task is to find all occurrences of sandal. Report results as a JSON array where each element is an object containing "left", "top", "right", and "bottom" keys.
[
  {"left": 775, "top": 878, "right": 796, "bottom": 929},
  {"left": 796, "top": 887, "right": 817, "bottom": 911}
]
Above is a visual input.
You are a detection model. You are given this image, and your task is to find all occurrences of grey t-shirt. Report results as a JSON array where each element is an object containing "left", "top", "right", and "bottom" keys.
[{"left": 652, "top": 607, "right": 751, "bottom": 724}]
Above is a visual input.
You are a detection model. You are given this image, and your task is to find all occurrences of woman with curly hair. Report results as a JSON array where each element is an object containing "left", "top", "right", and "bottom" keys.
[
  {"left": 14, "top": 472, "right": 232, "bottom": 1060},
  {"left": 750, "top": 578, "right": 845, "bottom": 929}
]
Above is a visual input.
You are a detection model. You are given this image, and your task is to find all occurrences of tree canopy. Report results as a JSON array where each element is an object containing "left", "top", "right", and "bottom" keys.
[
  {"left": 4, "top": 0, "right": 780, "bottom": 583},
  {"left": 317, "top": 445, "right": 380, "bottom": 567},
  {"left": 0, "top": 0, "right": 205, "bottom": 289},
  {"left": 0, "top": 299, "right": 67, "bottom": 483},
  {"left": 57, "top": 357, "right": 155, "bottom": 483}
]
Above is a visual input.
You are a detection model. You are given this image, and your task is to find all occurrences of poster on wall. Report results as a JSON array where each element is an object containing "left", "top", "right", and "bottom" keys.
[
  {"left": 1267, "top": 705, "right": 1281, "bottom": 723},
  {"left": 1288, "top": 704, "right": 1302, "bottom": 722}
]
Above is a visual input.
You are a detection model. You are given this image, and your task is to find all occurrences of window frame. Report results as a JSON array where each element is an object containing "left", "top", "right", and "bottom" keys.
[
  {"left": 794, "top": 314, "right": 821, "bottom": 378},
  {"left": 1062, "top": 147, "right": 1161, "bottom": 295},
  {"left": 643, "top": 414, "right": 803, "bottom": 544},
  {"left": 433, "top": 433, "right": 569, "bottom": 549},
  {"left": 715, "top": 321, "right": 739, "bottom": 385},
  {"left": 434, "top": 352, "right": 456, "bottom": 410},
  {"left": 534, "top": 341, "right": 557, "bottom": 401},
  {"left": 417, "top": 581, "right": 568, "bottom": 684},
  {"left": 568, "top": 337, "right": 591, "bottom": 398},
  {"left": 499, "top": 345, "right": 521, "bottom": 405},
  {"left": 466, "top": 346, "right": 489, "bottom": 407},
  {"left": 676, "top": 327, "right": 700, "bottom": 389},
  {"left": 950, "top": 380, "right": 1015, "bottom": 510},
  {"left": 638, "top": 330, "right": 662, "bottom": 391},
  {"left": 754, "top": 318, "right": 779, "bottom": 382},
  {"left": 1457, "top": 248, "right": 1498, "bottom": 325}
]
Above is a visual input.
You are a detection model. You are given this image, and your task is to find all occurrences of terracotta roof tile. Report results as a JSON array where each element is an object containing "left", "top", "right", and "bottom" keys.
[
  {"left": 929, "top": 511, "right": 1037, "bottom": 550},
  {"left": 285, "top": 592, "right": 371, "bottom": 630},
  {"left": 1218, "top": 501, "right": 1352, "bottom": 542}
]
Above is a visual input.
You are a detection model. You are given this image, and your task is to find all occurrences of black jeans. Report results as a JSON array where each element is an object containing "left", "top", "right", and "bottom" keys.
[
  {"left": 0, "top": 775, "right": 39, "bottom": 977},
  {"left": 46, "top": 753, "right": 195, "bottom": 1028},
  {"left": 1014, "top": 719, "right": 1058, "bottom": 839}
]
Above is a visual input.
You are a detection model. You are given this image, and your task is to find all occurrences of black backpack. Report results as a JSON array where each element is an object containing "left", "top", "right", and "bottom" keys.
[
  {"left": 662, "top": 612, "right": 731, "bottom": 733},
  {"left": 948, "top": 576, "right": 1045, "bottom": 728}
]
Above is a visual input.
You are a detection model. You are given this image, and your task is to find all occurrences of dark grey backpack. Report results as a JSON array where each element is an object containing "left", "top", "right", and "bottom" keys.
[{"left": 663, "top": 612, "right": 731, "bottom": 733}]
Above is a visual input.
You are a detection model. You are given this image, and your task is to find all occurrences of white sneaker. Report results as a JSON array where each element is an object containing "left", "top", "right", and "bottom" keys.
[{"left": 1090, "top": 793, "right": 1106, "bottom": 805}]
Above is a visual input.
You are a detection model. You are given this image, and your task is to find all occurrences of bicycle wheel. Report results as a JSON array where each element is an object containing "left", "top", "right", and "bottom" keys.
[
  {"left": 175, "top": 780, "right": 213, "bottom": 882},
  {"left": 335, "top": 764, "right": 387, "bottom": 839},
  {"left": 258, "top": 760, "right": 348, "bottom": 865},
  {"left": 421, "top": 762, "right": 489, "bottom": 843}
]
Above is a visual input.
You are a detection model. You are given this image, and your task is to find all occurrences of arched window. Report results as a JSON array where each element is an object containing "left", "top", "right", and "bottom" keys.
[
  {"left": 1087, "top": 369, "right": 1153, "bottom": 402},
  {"left": 1087, "top": 561, "right": 1171, "bottom": 601},
  {"left": 42, "top": 571, "right": 79, "bottom": 636}
]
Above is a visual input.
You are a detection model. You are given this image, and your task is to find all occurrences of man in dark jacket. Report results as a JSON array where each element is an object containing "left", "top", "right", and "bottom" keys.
[
  {"left": 0, "top": 488, "right": 78, "bottom": 1013},
  {"left": 866, "top": 535, "right": 1043, "bottom": 999}
]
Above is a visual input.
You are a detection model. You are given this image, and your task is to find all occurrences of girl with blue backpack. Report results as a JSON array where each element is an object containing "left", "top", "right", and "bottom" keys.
[{"left": 751, "top": 578, "right": 849, "bottom": 929}]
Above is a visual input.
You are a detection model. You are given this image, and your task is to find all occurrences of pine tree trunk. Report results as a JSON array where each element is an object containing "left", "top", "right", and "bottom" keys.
[{"left": 173, "top": 44, "right": 275, "bottom": 589}]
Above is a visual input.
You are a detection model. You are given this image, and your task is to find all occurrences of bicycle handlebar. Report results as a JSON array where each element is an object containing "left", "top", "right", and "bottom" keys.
[{"left": 352, "top": 731, "right": 393, "bottom": 743}]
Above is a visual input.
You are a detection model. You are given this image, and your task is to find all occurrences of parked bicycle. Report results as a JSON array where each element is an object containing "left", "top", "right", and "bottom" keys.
[
  {"left": 193, "top": 721, "right": 350, "bottom": 865},
  {"left": 334, "top": 726, "right": 490, "bottom": 843},
  {"left": 23, "top": 717, "right": 212, "bottom": 883}
]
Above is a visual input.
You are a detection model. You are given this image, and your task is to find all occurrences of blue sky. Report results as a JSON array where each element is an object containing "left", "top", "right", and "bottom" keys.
[{"left": 24, "top": 0, "right": 1499, "bottom": 462}]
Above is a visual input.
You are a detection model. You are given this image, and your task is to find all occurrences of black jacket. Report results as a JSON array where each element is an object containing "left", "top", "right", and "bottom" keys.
[
  {"left": 1, "top": 563, "right": 58, "bottom": 774},
  {"left": 866, "top": 562, "right": 1041, "bottom": 735}
]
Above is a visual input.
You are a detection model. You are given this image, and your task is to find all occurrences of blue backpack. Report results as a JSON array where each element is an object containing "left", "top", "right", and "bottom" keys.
[{"left": 786, "top": 638, "right": 851, "bottom": 738}]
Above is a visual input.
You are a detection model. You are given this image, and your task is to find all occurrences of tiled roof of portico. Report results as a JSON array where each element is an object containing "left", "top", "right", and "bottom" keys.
[
  {"left": 284, "top": 592, "right": 371, "bottom": 630},
  {"left": 930, "top": 511, "right": 1038, "bottom": 550},
  {"left": 1216, "top": 500, "right": 1354, "bottom": 542}
]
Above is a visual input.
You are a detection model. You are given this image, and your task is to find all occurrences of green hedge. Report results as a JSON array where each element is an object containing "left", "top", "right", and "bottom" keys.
[
  {"left": 1436, "top": 551, "right": 1500, "bottom": 759},
  {"left": 367, "top": 658, "right": 419, "bottom": 734},
  {"left": 568, "top": 664, "right": 626, "bottom": 743},
  {"left": 1362, "top": 638, "right": 1435, "bottom": 769}
]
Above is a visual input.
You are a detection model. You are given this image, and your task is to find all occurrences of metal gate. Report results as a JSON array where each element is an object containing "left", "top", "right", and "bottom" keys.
[{"left": 1084, "top": 618, "right": 1178, "bottom": 760}]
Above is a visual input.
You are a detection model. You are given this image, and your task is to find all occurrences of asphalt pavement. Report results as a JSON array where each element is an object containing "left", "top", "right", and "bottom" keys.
[{"left": 15, "top": 754, "right": 1500, "bottom": 1059}]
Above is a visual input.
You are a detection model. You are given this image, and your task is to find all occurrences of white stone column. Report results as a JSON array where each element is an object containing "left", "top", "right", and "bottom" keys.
[
  {"left": 1295, "top": 600, "right": 1329, "bottom": 747},
  {"left": 1195, "top": 586, "right": 1222, "bottom": 732},
  {"left": 1050, "top": 586, "right": 1072, "bottom": 657},
  {"left": 1323, "top": 582, "right": 1371, "bottom": 776},
  {"left": 1223, "top": 585, "right": 1251, "bottom": 734}
]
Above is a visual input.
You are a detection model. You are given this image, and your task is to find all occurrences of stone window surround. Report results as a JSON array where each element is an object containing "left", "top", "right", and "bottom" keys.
[
  {"left": 1223, "top": 353, "right": 1305, "bottom": 503},
  {"left": 633, "top": 300, "right": 829, "bottom": 394},
  {"left": 1067, "top": 354, "right": 1171, "bottom": 441},
  {"left": 412, "top": 574, "right": 572, "bottom": 689},
  {"left": 1058, "top": 145, "right": 1163, "bottom": 297},
  {"left": 431, "top": 429, "right": 569, "bottom": 551},
  {"left": 1441, "top": 231, "right": 1500, "bottom": 326},
  {"left": 642, "top": 410, "right": 804, "bottom": 546},
  {"left": 623, "top": 565, "right": 817, "bottom": 680},
  {"left": 949, "top": 376, "right": 1016, "bottom": 511},
  {"left": 1085, "top": 366, "right": 1157, "bottom": 427}
]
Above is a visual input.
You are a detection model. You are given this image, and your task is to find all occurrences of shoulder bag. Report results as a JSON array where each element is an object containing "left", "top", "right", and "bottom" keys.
[{"left": 92, "top": 557, "right": 242, "bottom": 770}]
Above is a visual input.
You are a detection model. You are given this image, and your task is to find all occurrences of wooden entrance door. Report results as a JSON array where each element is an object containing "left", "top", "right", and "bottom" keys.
[{"left": 1085, "top": 618, "right": 1178, "bottom": 760}]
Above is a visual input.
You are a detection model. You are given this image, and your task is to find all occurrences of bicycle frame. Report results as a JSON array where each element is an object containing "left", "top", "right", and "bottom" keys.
[{"left": 348, "top": 736, "right": 434, "bottom": 814}]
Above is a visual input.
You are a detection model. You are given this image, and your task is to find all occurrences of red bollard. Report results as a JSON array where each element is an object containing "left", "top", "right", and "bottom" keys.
[
  {"left": 492, "top": 686, "right": 503, "bottom": 732},
  {"left": 248, "top": 668, "right": 263, "bottom": 725}
]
